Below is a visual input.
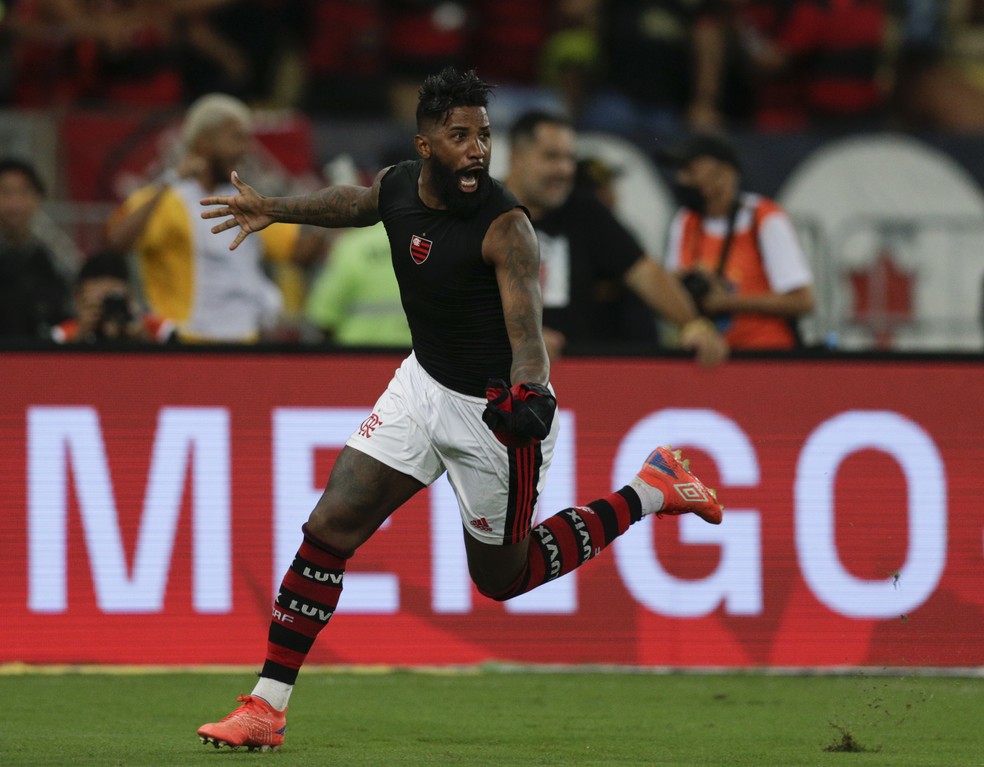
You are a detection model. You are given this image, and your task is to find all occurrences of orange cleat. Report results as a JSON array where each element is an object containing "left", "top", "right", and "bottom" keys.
[
  {"left": 636, "top": 446, "right": 723, "bottom": 524},
  {"left": 198, "top": 695, "right": 287, "bottom": 752}
]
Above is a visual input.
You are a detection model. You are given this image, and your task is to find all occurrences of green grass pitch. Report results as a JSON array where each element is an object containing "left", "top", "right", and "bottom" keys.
[{"left": 2, "top": 666, "right": 982, "bottom": 766}]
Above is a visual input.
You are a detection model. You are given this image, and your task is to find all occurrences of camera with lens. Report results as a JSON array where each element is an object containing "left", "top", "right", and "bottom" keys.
[
  {"left": 679, "top": 270, "right": 713, "bottom": 307},
  {"left": 679, "top": 270, "right": 733, "bottom": 332},
  {"left": 96, "top": 293, "right": 134, "bottom": 339}
]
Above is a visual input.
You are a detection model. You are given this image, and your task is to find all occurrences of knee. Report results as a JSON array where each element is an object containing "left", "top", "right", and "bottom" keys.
[
  {"left": 471, "top": 563, "right": 528, "bottom": 602},
  {"left": 305, "top": 507, "right": 366, "bottom": 557},
  {"left": 475, "top": 579, "right": 512, "bottom": 602}
]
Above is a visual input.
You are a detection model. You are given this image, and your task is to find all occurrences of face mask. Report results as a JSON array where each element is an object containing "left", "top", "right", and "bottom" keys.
[{"left": 672, "top": 182, "right": 707, "bottom": 215}]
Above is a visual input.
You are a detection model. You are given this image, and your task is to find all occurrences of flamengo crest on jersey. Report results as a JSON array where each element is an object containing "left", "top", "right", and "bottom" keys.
[{"left": 410, "top": 235, "right": 433, "bottom": 264}]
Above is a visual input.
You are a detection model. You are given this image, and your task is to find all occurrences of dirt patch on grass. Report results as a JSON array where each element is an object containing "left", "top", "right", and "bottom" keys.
[{"left": 824, "top": 722, "right": 876, "bottom": 753}]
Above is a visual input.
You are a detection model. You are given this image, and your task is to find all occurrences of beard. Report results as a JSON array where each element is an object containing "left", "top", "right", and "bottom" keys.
[{"left": 429, "top": 157, "right": 493, "bottom": 217}]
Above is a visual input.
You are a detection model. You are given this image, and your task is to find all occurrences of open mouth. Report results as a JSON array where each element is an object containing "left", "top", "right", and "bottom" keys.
[{"left": 457, "top": 167, "right": 485, "bottom": 193}]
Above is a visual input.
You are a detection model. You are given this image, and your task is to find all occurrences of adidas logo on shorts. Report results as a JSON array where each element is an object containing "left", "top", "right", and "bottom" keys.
[{"left": 469, "top": 517, "right": 494, "bottom": 534}]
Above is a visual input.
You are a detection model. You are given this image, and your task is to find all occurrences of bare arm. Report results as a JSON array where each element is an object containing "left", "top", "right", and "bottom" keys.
[
  {"left": 702, "top": 282, "right": 816, "bottom": 317},
  {"left": 201, "top": 169, "right": 385, "bottom": 250},
  {"left": 625, "top": 256, "right": 701, "bottom": 327},
  {"left": 626, "top": 256, "right": 729, "bottom": 367},
  {"left": 266, "top": 182, "right": 382, "bottom": 228},
  {"left": 106, "top": 152, "right": 210, "bottom": 251},
  {"left": 105, "top": 185, "right": 169, "bottom": 253},
  {"left": 689, "top": 13, "right": 726, "bottom": 130},
  {"left": 483, "top": 209, "right": 550, "bottom": 386}
]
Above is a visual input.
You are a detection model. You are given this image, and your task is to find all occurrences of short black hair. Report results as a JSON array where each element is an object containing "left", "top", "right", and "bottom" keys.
[
  {"left": 575, "top": 157, "right": 620, "bottom": 190},
  {"left": 416, "top": 67, "right": 494, "bottom": 131},
  {"left": 77, "top": 250, "right": 130, "bottom": 286},
  {"left": 508, "top": 110, "right": 573, "bottom": 146},
  {"left": 0, "top": 157, "right": 46, "bottom": 196},
  {"left": 656, "top": 132, "right": 741, "bottom": 172}
]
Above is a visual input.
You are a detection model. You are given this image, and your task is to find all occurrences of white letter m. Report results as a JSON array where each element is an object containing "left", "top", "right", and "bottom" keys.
[{"left": 28, "top": 407, "right": 230, "bottom": 614}]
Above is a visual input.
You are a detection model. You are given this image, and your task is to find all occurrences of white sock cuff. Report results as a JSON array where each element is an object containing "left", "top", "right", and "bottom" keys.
[
  {"left": 628, "top": 477, "right": 665, "bottom": 516},
  {"left": 251, "top": 678, "right": 293, "bottom": 711}
]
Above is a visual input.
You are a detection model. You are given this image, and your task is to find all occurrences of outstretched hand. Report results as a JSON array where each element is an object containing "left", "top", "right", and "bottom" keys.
[{"left": 200, "top": 171, "right": 273, "bottom": 250}]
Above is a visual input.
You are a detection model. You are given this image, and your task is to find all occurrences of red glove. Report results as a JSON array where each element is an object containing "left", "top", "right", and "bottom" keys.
[{"left": 482, "top": 379, "right": 557, "bottom": 448}]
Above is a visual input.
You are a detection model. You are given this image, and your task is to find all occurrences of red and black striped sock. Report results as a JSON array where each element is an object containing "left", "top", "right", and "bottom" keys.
[
  {"left": 260, "top": 524, "right": 348, "bottom": 685},
  {"left": 480, "top": 487, "right": 643, "bottom": 600}
]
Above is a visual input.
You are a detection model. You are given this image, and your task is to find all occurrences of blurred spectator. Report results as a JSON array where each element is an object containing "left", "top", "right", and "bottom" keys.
[
  {"left": 7, "top": 0, "right": 183, "bottom": 107},
  {"left": 469, "top": 0, "right": 552, "bottom": 86},
  {"left": 3, "top": 0, "right": 292, "bottom": 108},
  {"left": 505, "top": 111, "right": 727, "bottom": 365},
  {"left": 731, "top": 0, "right": 891, "bottom": 132},
  {"left": 538, "top": 0, "right": 605, "bottom": 120},
  {"left": 0, "top": 158, "right": 73, "bottom": 340},
  {"left": 301, "top": 1, "right": 474, "bottom": 121},
  {"left": 659, "top": 131, "right": 815, "bottom": 350},
  {"left": 891, "top": 0, "right": 984, "bottom": 131},
  {"left": 299, "top": 0, "right": 388, "bottom": 116},
  {"left": 576, "top": 0, "right": 737, "bottom": 139},
  {"left": 573, "top": 156, "right": 621, "bottom": 210},
  {"left": 383, "top": 1, "right": 471, "bottom": 124},
  {"left": 106, "top": 93, "right": 318, "bottom": 342},
  {"left": 178, "top": 1, "right": 305, "bottom": 105},
  {"left": 51, "top": 249, "right": 176, "bottom": 343},
  {"left": 304, "top": 221, "right": 411, "bottom": 347},
  {"left": 303, "top": 146, "right": 411, "bottom": 347},
  {"left": 0, "top": 2, "right": 17, "bottom": 103},
  {"left": 461, "top": 0, "right": 566, "bottom": 125},
  {"left": 546, "top": 1, "right": 604, "bottom": 119}
]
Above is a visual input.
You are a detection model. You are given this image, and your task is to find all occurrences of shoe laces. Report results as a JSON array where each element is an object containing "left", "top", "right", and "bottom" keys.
[{"left": 219, "top": 695, "right": 260, "bottom": 723}]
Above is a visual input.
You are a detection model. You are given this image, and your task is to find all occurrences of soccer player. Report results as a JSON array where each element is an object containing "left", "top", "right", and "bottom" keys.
[{"left": 196, "top": 67, "right": 724, "bottom": 752}]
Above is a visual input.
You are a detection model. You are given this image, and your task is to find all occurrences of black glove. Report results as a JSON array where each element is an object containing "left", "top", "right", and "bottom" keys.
[{"left": 482, "top": 379, "right": 557, "bottom": 448}]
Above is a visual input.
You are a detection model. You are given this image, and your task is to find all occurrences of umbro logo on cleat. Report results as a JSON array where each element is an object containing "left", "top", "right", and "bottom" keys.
[
  {"left": 673, "top": 482, "right": 709, "bottom": 502},
  {"left": 469, "top": 517, "right": 494, "bottom": 533}
]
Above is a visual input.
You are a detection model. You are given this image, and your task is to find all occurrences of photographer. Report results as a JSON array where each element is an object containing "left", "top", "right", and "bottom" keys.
[
  {"left": 504, "top": 111, "right": 727, "bottom": 366},
  {"left": 660, "top": 132, "right": 815, "bottom": 350},
  {"left": 52, "top": 251, "right": 176, "bottom": 344}
]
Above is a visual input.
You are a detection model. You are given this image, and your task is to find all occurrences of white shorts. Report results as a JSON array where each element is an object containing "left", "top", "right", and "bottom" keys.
[{"left": 346, "top": 353, "right": 557, "bottom": 544}]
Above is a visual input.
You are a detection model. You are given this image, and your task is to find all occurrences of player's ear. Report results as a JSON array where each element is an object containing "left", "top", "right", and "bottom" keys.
[{"left": 414, "top": 135, "right": 430, "bottom": 159}]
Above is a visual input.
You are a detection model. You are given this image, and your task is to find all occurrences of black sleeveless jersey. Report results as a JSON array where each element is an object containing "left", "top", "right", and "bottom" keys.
[{"left": 378, "top": 160, "right": 527, "bottom": 396}]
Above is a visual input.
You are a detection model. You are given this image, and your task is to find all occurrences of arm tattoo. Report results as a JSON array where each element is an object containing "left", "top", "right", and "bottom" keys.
[
  {"left": 501, "top": 238, "right": 540, "bottom": 342},
  {"left": 270, "top": 186, "right": 380, "bottom": 228},
  {"left": 497, "top": 218, "right": 549, "bottom": 385}
]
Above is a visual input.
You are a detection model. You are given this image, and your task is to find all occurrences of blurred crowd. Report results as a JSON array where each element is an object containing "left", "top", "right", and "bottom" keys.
[
  {"left": 2, "top": 0, "right": 984, "bottom": 351},
  {"left": 3, "top": 0, "right": 984, "bottom": 135}
]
